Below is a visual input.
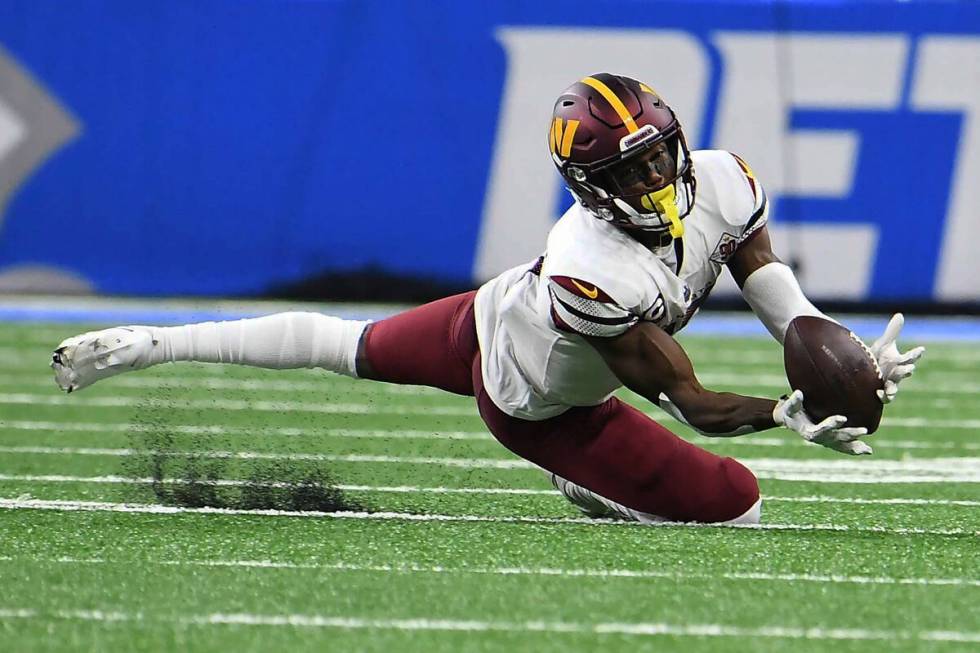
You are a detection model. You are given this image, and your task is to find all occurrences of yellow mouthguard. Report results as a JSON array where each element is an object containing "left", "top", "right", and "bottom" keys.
[{"left": 640, "top": 185, "right": 684, "bottom": 238}]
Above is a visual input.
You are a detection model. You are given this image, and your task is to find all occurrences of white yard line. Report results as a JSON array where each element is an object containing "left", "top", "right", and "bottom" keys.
[
  {"left": 1, "top": 445, "right": 979, "bottom": 483},
  {"left": 1, "top": 474, "right": 978, "bottom": 508},
  {"left": 1, "top": 392, "right": 979, "bottom": 429},
  {"left": 1, "top": 419, "right": 977, "bottom": 452},
  {"left": 765, "top": 495, "right": 980, "bottom": 507},
  {"left": 0, "top": 498, "right": 975, "bottom": 536},
  {"left": 0, "top": 392, "right": 476, "bottom": 416},
  {"left": 0, "top": 372, "right": 974, "bottom": 398},
  {"left": 1, "top": 419, "right": 977, "bottom": 453},
  {"left": 0, "top": 606, "right": 976, "bottom": 641},
  {"left": 0, "top": 420, "right": 491, "bottom": 441},
  {"left": 0, "top": 445, "right": 534, "bottom": 469},
  {"left": 0, "top": 473, "right": 559, "bottom": 495},
  {"left": 0, "top": 554, "right": 976, "bottom": 588}
]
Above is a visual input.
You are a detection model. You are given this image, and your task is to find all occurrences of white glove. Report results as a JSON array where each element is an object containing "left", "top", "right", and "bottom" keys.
[
  {"left": 773, "top": 390, "right": 872, "bottom": 455},
  {"left": 870, "top": 313, "right": 925, "bottom": 404},
  {"left": 51, "top": 326, "right": 157, "bottom": 393}
]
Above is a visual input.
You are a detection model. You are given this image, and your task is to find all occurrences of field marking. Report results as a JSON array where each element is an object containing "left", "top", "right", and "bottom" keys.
[
  {"left": 0, "top": 473, "right": 558, "bottom": 495},
  {"left": 2, "top": 474, "right": 978, "bottom": 508},
  {"left": 0, "top": 392, "right": 475, "bottom": 417},
  {"left": 1, "top": 445, "right": 979, "bottom": 483},
  {"left": 1, "top": 391, "right": 978, "bottom": 429},
  {"left": 765, "top": 495, "right": 980, "bottom": 507},
  {"left": 0, "top": 420, "right": 491, "bottom": 441},
  {"left": 0, "top": 606, "right": 977, "bottom": 642},
  {"left": 0, "top": 498, "right": 975, "bottom": 536},
  {"left": 1, "top": 555, "right": 977, "bottom": 589},
  {"left": 2, "top": 419, "right": 978, "bottom": 453},
  {"left": 0, "top": 445, "right": 534, "bottom": 469},
  {"left": 1, "top": 371, "right": 975, "bottom": 399}
]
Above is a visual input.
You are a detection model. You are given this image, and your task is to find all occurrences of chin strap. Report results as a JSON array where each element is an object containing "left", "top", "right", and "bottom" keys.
[{"left": 640, "top": 185, "right": 684, "bottom": 238}]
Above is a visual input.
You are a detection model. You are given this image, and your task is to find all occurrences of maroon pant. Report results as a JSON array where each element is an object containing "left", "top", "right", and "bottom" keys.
[{"left": 361, "top": 291, "right": 759, "bottom": 523}]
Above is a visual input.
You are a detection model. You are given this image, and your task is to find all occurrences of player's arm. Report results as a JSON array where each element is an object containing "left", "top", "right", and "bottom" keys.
[
  {"left": 550, "top": 274, "right": 868, "bottom": 451},
  {"left": 585, "top": 322, "right": 778, "bottom": 435},
  {"left": 588, "top": 324, "right": 871, "bottom": 453},
  {"left": 728, "top": 226, "right": 924, "bottom": 403},
  {"left": 547, "top": 274, "right": 775, "bottom": 435},
  {"left": 727, "top": 225, "right": 830, "bottom": 343}
]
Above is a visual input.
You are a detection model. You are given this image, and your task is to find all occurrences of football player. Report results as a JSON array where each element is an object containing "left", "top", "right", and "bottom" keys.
[{"left": 51, "top": 73, "right": 924, "bottom": 525}]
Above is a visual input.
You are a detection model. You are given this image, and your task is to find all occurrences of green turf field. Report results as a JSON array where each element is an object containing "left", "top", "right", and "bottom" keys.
[{"left": 0, "top": 319, "right": 977, "bottom": 652}]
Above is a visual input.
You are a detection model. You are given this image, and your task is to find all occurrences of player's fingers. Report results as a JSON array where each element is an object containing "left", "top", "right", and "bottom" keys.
[
  {"left": 835, "top": 426, "right": 869, "bottom": 441},
  {"left": 790, "top": 389, "right": 805, "bottom": 406},
  {"left": 782, "top": 390, "right": 804, "bottom": 415},
  {"left": 883, "top": 379, "right": 899, "bottom": 401},
  {"left": 884, "top": 313, "right": 904, "bottom": 343},
  {"left": 891, "top": 364, "right": 915, "bottom": 381},
  {"left": 812, "top": 414, "right": 847, "bottom": 434},
  {"left": 876, "top": 388, "right": 891, "bottom": 404},
  {"left": 840, "top": 440, "right": 873, "bottom": 455},
  {"left": 897, "top": 346, "right": 925, "bottom": 365},
  {"left": 898, "top": 347, "right": 925, "bottom": 364},
  {"left": 871, "top": 314, "right": 902, "bottom": 352}
]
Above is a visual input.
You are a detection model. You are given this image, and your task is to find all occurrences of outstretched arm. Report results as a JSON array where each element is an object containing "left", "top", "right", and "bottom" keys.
[
  {"left": 727, "top": 226, "right": 831, "bottom": 343},
  {"left": 728, "top": 226, "right": 924, "bottom": 403},
  {"left": 586, "top": 321, "right": 778, "bottom": 435},
  {"left": 586, "top": 321, "right": 870, "bottom": 454}
]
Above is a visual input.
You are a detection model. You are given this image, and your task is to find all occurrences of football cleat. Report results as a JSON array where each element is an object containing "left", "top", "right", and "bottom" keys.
[
  {"left": 51, "top": 326, "right": 156, "bottom": 393},
  {"left": 549, "top": 472, "right": 616, "bottom": 519}
]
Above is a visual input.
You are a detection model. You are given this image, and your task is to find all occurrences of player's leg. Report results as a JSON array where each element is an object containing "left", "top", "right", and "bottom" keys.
[
  {"left": 476, "top": 386, "right": 761, "bottom": 524},
  {"left": 51, "top": 312, "right": 370, "bottom": 392},
  {"left": 52, "top": 291, "right": 477, "bottom": 395},
  {"left": 356, "top": 291, "right": 478, "bottom": 396}
]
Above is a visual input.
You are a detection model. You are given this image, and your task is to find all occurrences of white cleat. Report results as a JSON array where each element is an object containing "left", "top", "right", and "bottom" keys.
[
  {"left": 549, "top": 473, "right": 616, "bottom": 519},
  {"left": 51, "top": 327, "right": 156, "bottom": 393}
]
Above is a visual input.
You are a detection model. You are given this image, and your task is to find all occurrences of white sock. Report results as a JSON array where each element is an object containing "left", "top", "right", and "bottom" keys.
[{"left": 145, "top": 312, "right": 369, "bottom": 377}]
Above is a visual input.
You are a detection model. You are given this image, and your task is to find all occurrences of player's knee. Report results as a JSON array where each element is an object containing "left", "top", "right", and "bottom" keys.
[
  {"left": 726, "top": 497, "right": 762, "bottom": 525},
  {"left": 716, "top": 457, "right": 761, "bottom": 523}
]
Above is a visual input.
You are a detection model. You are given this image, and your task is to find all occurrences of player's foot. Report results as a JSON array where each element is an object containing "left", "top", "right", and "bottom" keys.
[
  {"left": 51, "top": 327, "right": 155, "bottom": 393},
  {"left": 549, "top": 473, "right": 616, "bottom": 519}
]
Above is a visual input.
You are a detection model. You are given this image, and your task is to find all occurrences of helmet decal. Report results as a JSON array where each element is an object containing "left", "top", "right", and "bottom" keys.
[
  {"left": 619, "top": 124, "right": 659, "bottom": 152},
  {"left": 550, "top": 117, "right": 580, "bottom": 158}
]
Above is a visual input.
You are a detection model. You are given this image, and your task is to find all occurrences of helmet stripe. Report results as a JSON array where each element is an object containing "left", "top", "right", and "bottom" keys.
[
  {"left": 559, "top": 119, "right": 579, "bottom": 157},
  {"left": 581, "top": 76, "right": 639, "bottom": 133},
  {"left": 638, "top": 82, "right": 660, "bottom": 97}
]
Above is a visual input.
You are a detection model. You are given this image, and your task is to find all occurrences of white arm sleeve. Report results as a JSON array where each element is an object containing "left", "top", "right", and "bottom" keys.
[
  {"left": 145, "top": 312, "right": 369, "bottom": 377},
  {"left": 740, "top": 262, "right": 834, "bottom": 344}
]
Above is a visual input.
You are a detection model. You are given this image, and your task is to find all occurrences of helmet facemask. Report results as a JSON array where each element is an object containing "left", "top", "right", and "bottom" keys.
[{"left": 564, "top": 121, "right": 695, "bottom": 240}]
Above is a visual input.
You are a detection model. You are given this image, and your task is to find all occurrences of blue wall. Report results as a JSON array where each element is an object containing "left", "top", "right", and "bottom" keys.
[{"left": 1, "top": 0, "right": 978, "bottom": 302}]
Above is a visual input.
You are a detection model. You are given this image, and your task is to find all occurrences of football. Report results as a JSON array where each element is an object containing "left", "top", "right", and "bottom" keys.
[{"left": 783, "top": 316, "right": 884, "bottom": 433}]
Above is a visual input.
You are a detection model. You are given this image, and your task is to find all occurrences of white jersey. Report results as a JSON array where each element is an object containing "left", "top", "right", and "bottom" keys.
[{"left": 474, "top": 150, "right": 768, "bottom": 420}]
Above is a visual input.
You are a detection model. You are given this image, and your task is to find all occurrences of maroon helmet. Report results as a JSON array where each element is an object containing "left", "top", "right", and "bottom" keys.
[{"left": 549, "top": 73, "right": 695, "bottom": 239}]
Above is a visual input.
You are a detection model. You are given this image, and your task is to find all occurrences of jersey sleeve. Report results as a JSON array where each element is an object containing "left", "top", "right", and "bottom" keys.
[
  {"left": 546, "top": 275, "right": 639, "bottom": 338},
  {"left": 728, "top": 152, "right": 769, "bottom": 245}
]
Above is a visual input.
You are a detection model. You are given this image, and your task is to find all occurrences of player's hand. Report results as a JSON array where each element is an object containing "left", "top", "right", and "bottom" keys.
[
  {"left": 870, "top": 313, "right": 925, "bottom": 404},
  {"left": 51, "top": 326, "right": 156, "bottom": 393},
  {"left": 773, "top": 390, "right": 872, "bottom": 455}
]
